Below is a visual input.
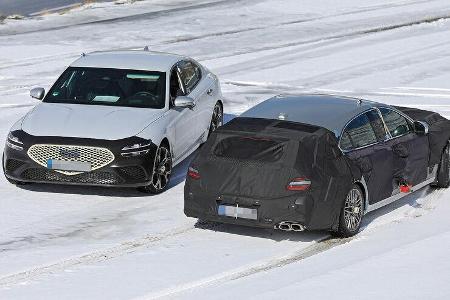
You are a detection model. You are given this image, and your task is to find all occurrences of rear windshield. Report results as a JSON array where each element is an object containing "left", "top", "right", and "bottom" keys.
[{"left": 213, "top": 136, "right": 285, "bottom": 163}]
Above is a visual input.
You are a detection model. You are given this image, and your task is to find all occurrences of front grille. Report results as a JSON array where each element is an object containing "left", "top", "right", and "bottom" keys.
[
  {"left": 22, "top": 168, "right": 123, "bottom": 185},
  {"left": 117, "top": 166, "right": 147, "bottom": 181},
  {"left": 27, "top": 144, "right": 114, "bottom": 176},
  {"left": 5, "top": 159, "right": 25, "bottom": 173}
]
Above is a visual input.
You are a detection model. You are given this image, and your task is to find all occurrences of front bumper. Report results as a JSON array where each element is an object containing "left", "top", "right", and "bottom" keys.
[{"left": 3, "top": 131, "right": 157, "bottom": 188}]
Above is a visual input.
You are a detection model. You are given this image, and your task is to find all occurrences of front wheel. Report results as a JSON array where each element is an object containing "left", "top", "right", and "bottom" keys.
[
  {"left": 138, "top": 143, "right": 172, "bottom": 194},
  {"left": 436, "top": 144, "right": 450, "bottom": 188},
  {"left": 332, "top": 185, "right": 364, "bottom": 238},
  {"left": 208, "top": 102, "right": 223, "bottom": 136}
]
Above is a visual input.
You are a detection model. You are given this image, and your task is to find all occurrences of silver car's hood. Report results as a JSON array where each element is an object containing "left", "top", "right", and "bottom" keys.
[{"left": 21, "top": 103, "right": 164, "bottom": 140}]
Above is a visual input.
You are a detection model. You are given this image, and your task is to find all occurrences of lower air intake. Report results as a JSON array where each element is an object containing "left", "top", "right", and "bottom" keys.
[
  {"left": 21, "top": 168, "right": 123, "bottom": 185},
  {"left": 5, "top": 159, "right": 25, "bottom": 173},
  {"left": 117, "top": 166, "right": 147, "bottom": 181}
]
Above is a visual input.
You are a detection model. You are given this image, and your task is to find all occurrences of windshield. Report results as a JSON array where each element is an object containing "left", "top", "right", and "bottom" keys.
[{"left": 44, "top": 67, "right": 166, "bottom": 109}]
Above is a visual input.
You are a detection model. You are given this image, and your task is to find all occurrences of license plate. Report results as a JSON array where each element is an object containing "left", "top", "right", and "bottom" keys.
[
  {"left": 47, "top": 160, "right": 91, "bottom": 172},
  {"left": 218, "top": 205, "right": 257, "bottom": 220}
]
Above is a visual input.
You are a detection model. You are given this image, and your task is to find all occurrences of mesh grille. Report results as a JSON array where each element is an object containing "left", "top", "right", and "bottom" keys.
[
  {"left": 27, "top": 144, "right": 114, "bottom": 176},
  {"left": 22, "top": 168, "right": 123, "bottom": 185},
  {"left": 117, "top": 166, "right": 147, "bottom": 181},
  {"left": 5, "top": 159, "right": 25, "bottom": 173}
]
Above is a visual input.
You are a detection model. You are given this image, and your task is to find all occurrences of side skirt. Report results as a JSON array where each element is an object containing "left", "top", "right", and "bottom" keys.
[{"left": 365, "top": 176, "right": 436, "bottom": 214}]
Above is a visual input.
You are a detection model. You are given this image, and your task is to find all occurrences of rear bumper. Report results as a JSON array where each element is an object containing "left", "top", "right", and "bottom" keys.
[
  {"left": 184, "top": 188, "right": 314, "bottom": 230},
  {"left": 3, "top": 133, "right": 157, "bottom": 188}
]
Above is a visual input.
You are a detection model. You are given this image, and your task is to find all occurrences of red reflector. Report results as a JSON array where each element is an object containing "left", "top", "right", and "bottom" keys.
[
  {"left": 400, "top": 184, "right": 411, "bottom": 193},
  {"left": 188, "top": 167, "right": 200, "bottom": 180},
  {"left": 287, "top": 177, "right": 311, "bottom": 191}
]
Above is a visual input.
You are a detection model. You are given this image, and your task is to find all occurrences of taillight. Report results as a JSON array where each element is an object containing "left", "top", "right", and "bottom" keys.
[
  {"left": 188, "top": 167, "right": 201, "bottom": 180},
  {"left": 286, "top": 177, "right": 311, "bottom": 191}
]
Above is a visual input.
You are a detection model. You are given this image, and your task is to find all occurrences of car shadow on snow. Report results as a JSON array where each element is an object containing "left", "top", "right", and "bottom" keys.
[
  {"left": 194, "top": 221, "right": 325, "bottom": 243},
  {"left": 15, "top": 113, "right": 238, "bottom": 198}
]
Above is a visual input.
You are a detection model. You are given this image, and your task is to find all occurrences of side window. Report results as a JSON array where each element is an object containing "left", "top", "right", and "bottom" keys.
[
  {"left": 379, "top": 108, "right": 413, "bottom": 138},
  {"left": 178, "top": 61, "right": 201, "bottom": 94},
  {"left": 366, "top": 109, "right": 388, "bottom": 141},
  {"left": 340, "top": 112, "right": 379, "bottom": 151},
  {"left": 169, "top": 68, "right": 184, "bottom": 101}
]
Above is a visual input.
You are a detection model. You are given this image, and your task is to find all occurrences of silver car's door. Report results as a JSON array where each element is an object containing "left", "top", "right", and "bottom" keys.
[
  {"left": 178, "top": 60, "right": 214, "bottom": 140},
  {"left": 166, "top": 64, "right": 199, "bottom": 162}
]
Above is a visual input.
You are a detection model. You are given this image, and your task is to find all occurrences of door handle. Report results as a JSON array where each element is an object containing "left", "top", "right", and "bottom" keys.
[{"left": 207, "top": 88, "right": 214, "bottom": 96}]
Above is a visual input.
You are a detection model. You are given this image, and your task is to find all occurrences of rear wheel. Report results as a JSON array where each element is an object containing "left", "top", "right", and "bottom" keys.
[
  {"left": 208, "top": 102, "right": 223, "bottom": 136},
  {"left": 436, "top": 144, "right": 450, "bottom": 188},
  {"left": 138, "top": 143, "right": 172, "bottom": 194},
  {"left": 333, "top": 185, "right": 364, "bottom": 238}
]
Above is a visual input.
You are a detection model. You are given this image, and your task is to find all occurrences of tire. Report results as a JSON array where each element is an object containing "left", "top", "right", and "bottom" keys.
[
  {"left": 332, "top": 185, "right": 364, "bottom": 238},
  {"left": 436, "top": 144, "right": 450, "bottom": 188},
  {"left": 208, "top": 102, "right": 223, "bottom": 137},
  {"left": 138, "top": 142, "right": 172, "bottom": 194}
]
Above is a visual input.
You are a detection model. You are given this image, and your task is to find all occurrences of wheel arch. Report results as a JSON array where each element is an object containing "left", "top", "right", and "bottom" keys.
[
  {"left": 160, "top": 137, "right": 173, "bottom": 157},
  {"left": 354, "top": 178, "right": 369, "bottom": 213},
  {"left": 160, "top": 137, "right": 170, "bottom": 147}
]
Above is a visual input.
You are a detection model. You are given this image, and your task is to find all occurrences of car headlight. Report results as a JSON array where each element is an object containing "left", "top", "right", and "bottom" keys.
[
  {"left": 121, "top": 140, "right": 152, "bottom": 157},
  {"left": 6, "top": 132, "right": 24, "bottom": 151}
]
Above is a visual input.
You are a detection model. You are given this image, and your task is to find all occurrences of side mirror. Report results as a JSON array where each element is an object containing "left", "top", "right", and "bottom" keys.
[
  {"left": 393, "top": 124, "right": 408, "bottom": 137},
  {"left": 30, "top": 87, "right": 45, "bottom": 100},
  {"left": 414, "top": 121, "right": 429, "bottom": 135},
  {"left": 174, "top": 96, "right": 195, "bottom": 109}
]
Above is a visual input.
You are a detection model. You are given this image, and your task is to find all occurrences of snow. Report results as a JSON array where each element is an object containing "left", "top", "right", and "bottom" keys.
[{"left": 1, "top": 0, "right": 450, "bottom": 299}]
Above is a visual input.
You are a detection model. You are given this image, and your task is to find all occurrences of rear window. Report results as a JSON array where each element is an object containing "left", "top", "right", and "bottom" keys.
[{"left": 213, "top": 136, "right": 285, "bottom": 163}]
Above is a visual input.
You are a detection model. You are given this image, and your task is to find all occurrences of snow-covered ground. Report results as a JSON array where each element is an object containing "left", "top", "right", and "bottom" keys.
[{"left": 1, "top": 0, "right": 450, "bottom": 299}]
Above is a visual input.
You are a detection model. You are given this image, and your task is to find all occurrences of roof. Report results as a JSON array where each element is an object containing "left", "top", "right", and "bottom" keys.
[
  {"left": 70, "top": 50, "right": 186, "bottom": 72},
  {"left": 217, "top": 117, "right": 329, "bottom": 141},
  {"left": 240, "top": 94, "right": 382, "bottom": 136}
]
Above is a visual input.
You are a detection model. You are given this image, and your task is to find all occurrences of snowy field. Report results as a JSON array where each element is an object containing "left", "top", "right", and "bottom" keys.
[{"left": 1, "top": 0, "right": 450, "bottom": 299}]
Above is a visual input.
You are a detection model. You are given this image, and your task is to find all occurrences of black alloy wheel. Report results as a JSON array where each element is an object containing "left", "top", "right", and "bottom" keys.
[
  {"left": 139, "top": 143, "right": 172, "bottom": 194},
  {"left": 209, "top": 102, "right": 223, "bottom": 136},
  {"left": 333, "top": 184, "right": 364, "bottom": 238}
]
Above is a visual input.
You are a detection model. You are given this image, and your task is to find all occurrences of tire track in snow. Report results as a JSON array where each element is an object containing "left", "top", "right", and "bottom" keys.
[
  {"left": 0, "top": 225, "right": 196, "bottom": 288},
  {"left": 136, "top": 236, "right": 346, "bottom": 300},
  {"left": 0, "top": 0, "right": 439, "bottom": 37},
  {"left": 0, "top": 1, "right": 447, "bottom": 70},
  {"left": 202, "top": 13, "right": 450, "bottom": 62},
  {"left": 0, "top": 0, "right": 254, "bottom": 36},
  {"left": 154, "top": 0, "right": 444, "bottom": 47},
  {"left": 139, "top": 187, "right": 443, "bottom": 300},
  {"left": 0, "top": 185, "right": 443, "bottom": 292},
  {"left": 223, "top": 81, "right": 450, "bottom": 103}
]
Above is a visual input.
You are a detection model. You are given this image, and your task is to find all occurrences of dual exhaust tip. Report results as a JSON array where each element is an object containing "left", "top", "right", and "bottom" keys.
[{"left": 275, "top": 221, "right": 306, "bottom": 232}]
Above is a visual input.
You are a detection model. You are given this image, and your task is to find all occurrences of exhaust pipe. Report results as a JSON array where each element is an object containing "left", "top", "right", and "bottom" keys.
[
  {"left": 278, "top": 221, "right": 292, "bottom": 231},
  {"left": 276, "top": 221, "right": 306, "bottom": 232},
  {"left": 290, "top": 223, "right": 305, "bottom": 232}
]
